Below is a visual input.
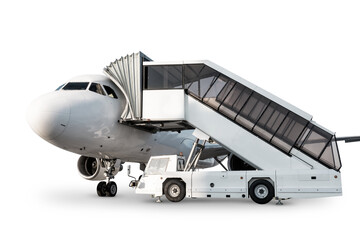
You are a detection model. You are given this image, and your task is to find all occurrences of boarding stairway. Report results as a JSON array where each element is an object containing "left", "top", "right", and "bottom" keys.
[{"left": 104, "top": 52, "right": 342, "bottom": 171}]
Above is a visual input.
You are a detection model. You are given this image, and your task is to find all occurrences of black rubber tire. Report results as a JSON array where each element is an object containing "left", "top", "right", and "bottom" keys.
[
  {"left": 249, "top": 179, "right": 274, "bottom": 204},
  {"left": 164, "top": 179, "right": 186, "bottom": 202},
  {"left": 97, "top": 181, "right": 107, "bottom": 197},
  {"left": 106, "top": 181, "right": 117, "bottom": 197}
]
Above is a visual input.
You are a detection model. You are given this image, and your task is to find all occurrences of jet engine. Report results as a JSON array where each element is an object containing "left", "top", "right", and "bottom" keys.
[
  {"left": 227, "top": 154, "right": 257, "bottom": 171},
  {"left": 77, "top": 156, "right": 122, "bottom": 180},
  {"left": 196, "top": 158, "right": 219, "bottom": 169}
]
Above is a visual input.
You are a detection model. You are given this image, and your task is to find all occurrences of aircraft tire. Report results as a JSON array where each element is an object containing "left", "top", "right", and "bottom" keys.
[
  {"left": 106, "top": 181, "right": 117, "bottom": 197},
  {"left": 97, "top": 181, "right": 107, "bottom": 197}
]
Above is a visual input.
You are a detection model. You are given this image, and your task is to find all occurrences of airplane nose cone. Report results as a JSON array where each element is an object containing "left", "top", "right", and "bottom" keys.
[{"left": 27, "top": 93, "right": 70, "bottom": 141}]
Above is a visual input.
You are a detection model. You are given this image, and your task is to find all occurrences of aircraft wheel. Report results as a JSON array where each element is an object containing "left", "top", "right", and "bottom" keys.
[
  {"left": 164, "top": 179, "right": 185, "bottom": 202},
  {"left": 249, "top": 179, "right": 274, "bottom": 204},
  {"left": 97, "top": 181, "right": 107, "bottom": 197},
  {"left": 106, "top": 181, "right": 117, "bottom": 197}
]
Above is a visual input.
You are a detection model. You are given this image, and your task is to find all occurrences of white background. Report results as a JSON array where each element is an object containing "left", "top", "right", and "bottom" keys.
[{"left": 1, "top": 0, "right": 360, "bottom": 239}]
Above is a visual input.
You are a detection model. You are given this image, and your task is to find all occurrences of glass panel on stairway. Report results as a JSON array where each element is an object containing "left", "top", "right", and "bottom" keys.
[
  {"left": 300, "top": 125, "right": 332, "bottom": 159},
  {"left": 235, "top": 92, "right": 270, "bottom": 130},
  {"left": 185, "top": 64, "right": 219, "bottom": 99},
  {"left": 271, "top": 113, "right": 308, "bottom": 153},
  {"left": 219, "top": 86, "right": 252, "bottom": 120},
  {"left": 253, "top": 102, "right": 288, "bottom": 141},
  {"left": 218, "top": 82, "right": 244, "bottom": 118},
  {"left": 203, "top": 75, "right": 230, "bottom": 109},
  {"left": 319, "top": 140, "right": 335, "bottom": 169}
]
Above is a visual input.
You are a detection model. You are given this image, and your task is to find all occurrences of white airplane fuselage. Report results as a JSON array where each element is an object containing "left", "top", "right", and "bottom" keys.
[{"left": 27, "top": 75, "right": 196, "bottom": 164}]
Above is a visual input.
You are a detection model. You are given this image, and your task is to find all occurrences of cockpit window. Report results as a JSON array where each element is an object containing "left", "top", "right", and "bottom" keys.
[
  {"left": 103, "top": 85, "right": 118, "bottom": 99},
  {"left": 55, "top": 84, "right": 65, "bottom": 91},
  {"left": 89, "top": 83, "right": 106, "bottom": 96},
  {"left": 63, "top": 82, "right": 89, "bottom": 90}
]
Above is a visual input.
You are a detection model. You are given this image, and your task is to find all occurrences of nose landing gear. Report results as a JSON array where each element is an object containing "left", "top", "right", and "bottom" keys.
[
  {"left": 96, "top": 159, "right": 122, "bottom": 197},
  {"left": 97, "top": 181, "right": 117, "bottom": 197}
]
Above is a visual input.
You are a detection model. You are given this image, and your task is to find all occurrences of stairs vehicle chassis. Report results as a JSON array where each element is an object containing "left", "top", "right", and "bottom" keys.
[{"left": 133, "top": 155, "right": 342, "bottom": 204}]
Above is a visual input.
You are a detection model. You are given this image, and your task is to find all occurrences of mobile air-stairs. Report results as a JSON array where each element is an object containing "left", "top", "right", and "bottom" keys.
[{"left": 104, "top": 52, "right": 343, "bottom": 204}]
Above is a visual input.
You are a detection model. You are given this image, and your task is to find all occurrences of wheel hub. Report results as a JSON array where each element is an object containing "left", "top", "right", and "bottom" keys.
[
  {"left": 254, "top": 184, "right": 269, "bottom": 199},
  {"left": 110, "top": 184, "right": 116, "bottom": 194},
  {"left": 169, "top": 185, "right": 180, "bottom": 197}
]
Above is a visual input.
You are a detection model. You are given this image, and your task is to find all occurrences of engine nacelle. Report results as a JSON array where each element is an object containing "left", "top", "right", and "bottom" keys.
[
  {"left": 227, "top": 154, "right": 257, "bottom": 171},
  {"left": 77, "top": 156, "right": 122, "bottom": 180},
  {"left": 196, "top": 158, "right": 218, "bottom": 169}
]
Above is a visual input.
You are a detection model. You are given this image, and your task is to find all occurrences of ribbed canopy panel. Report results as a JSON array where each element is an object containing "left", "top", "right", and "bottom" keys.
[{"left": 104, "top": 52, "right": 151, "bottom": 119}]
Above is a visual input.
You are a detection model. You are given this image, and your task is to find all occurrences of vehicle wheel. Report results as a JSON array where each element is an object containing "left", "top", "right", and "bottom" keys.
[
  {"left": 164, "top": 179, "right": 186, "bottom": 202},
  {"left": 249, "top": 179, "right": 274, "bottom": 204},
  {"left": 106, "top": 181, "right": 117, "bottom": 197},
  {"left": 97, "top": 181, "right": 107, "bottom": 197}
]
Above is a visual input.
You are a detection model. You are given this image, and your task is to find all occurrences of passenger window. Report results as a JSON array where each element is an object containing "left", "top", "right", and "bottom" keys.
[
  {"left": 89, "top": 83, "right": 106, "bottom": 95},
  {"left": 103, "top": 85, "right": 118, "bottom": 99}
]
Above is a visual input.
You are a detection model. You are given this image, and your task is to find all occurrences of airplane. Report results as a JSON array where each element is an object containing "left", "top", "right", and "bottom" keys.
[
  {"left": 27, "top": 53, "right": 359, "bottom": 200},
  {"left": 27, "top": 74, "right": 229, "bottom": 197}
]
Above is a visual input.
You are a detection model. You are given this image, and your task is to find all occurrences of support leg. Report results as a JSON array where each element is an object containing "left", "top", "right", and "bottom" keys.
[
  {"left": 276, "top": 197, "right": 283, "bottom": 205},
  {"left": 184, "top": 138, "right": 199, "bottom": 171}
]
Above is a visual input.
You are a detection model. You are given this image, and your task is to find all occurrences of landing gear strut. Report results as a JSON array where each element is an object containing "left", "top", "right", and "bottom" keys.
[{"left": 96, "top": 159, "right": 122, "bottom": 197}]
